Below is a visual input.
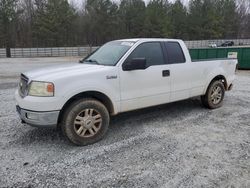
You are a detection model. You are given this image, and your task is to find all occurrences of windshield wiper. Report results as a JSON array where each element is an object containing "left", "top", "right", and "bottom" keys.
[{"left": 84, "top": 59, "right": 100, "bottom": 65}]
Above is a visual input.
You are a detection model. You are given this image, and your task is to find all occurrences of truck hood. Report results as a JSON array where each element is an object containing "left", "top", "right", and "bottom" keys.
[{"left": 23, "top": 63, "right": 107, "bottom": 81}]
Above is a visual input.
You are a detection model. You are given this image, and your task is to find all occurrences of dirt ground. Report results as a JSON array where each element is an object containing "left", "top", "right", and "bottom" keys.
[{"left": 0, "top": 58, "right": 249, "bottom": 187}]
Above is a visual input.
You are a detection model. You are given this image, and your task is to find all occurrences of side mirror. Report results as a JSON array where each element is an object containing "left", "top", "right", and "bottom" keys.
[{"left": 122, "top": 58, "right": 146, "bottom": 71}]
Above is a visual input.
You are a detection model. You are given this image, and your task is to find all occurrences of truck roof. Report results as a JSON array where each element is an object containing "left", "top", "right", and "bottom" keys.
[{"left": 116, "top": 38, "right": 183, "bottom": 43}]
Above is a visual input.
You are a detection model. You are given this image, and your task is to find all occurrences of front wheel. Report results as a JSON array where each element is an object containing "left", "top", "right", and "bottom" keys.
[
  {"left": 201, "top": 80, "right": 225, "bottom": 109},
  {"left": 61, "top": 98, "right": 110, "bottom": 146}
]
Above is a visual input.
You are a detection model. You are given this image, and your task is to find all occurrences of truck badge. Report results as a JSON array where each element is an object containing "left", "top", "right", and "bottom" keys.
[{"left": 106, "top": 75, "right": 117, "bottom": 79}]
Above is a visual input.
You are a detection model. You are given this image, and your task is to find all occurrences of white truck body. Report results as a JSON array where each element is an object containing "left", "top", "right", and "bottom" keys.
[{"left": 15, "top": 38, "right": 237, "bottom": 128}]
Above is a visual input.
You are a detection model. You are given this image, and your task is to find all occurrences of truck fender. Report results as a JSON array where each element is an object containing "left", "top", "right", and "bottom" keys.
[
  {"left": 203, "top": 68, "right": 227, "bottom": 94},
  {"left": 61, "top": 87, "right": 120, "bottom": 115}
]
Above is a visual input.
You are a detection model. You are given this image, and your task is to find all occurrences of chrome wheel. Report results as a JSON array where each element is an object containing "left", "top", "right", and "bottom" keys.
[
  {"left": 74, "top": 108, "right": 102, "bottom": 138},
  {"left": 210, "top": 85, "right": 222, "bottom": 105}
]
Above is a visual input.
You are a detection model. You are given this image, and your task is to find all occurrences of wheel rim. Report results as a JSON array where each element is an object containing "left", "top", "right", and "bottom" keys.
[
  {"left": 210, "top": 85, "right": 223, "bottom": 105},
  {"left": 73, "top": 108, "right": 102, "bottom": 138}
]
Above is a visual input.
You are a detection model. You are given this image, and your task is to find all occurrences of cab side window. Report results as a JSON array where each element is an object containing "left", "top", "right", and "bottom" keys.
[
  {"left": 126, "top": 42, "right": 165, "bottom": 67},
  {"left": 164, "top": 42, "right": 186, "bottom": 64}
]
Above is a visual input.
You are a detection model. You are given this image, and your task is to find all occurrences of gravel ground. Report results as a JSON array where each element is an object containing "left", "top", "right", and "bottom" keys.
[{"left": 0, "top": 58, "right": 249, "bottom": 188}]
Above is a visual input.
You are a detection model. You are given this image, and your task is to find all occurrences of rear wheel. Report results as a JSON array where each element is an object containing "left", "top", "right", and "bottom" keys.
[
  {"left": 61, "top": 98, "right": 110, "bottom": 146},
  {"left": 201, "top": 80, "right": 225, "bottom": 109}
]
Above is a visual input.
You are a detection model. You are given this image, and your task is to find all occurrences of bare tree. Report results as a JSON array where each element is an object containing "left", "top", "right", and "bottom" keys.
[{"left": 237, "top": 0, "right": 250, "bottom": 38}]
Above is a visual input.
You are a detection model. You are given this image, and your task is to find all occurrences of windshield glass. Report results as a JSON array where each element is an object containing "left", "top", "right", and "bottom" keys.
[{"left": 83, "top": 41, "right": 135, "bottom": 66}]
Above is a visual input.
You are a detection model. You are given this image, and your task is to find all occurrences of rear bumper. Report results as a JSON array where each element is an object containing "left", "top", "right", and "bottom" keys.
[{"left": 16, "top": 106, "right": 59, "bottom": 128}]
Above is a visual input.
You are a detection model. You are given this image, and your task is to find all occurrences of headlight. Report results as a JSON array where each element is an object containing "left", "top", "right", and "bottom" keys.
[{"left": 28, "top": 81, "right": 54, "bottom": 97}]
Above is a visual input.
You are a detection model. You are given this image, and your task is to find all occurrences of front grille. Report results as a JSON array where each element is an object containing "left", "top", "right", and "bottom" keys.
[{"left": 19, "top": 74, "right": 29, "bottom": 97}]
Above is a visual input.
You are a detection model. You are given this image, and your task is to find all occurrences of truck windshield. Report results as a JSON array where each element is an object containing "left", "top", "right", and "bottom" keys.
[{"left": 82, "top": 41, "right": 134, "bottom": 66}]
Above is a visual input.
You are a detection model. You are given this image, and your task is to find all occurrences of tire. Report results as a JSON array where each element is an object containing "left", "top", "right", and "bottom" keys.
[
  {"left": 61, "top": 98, "right": 110, "bottom": 146},
  {"left": 201, "top": 80, "right": 225, "bottom": 109}
]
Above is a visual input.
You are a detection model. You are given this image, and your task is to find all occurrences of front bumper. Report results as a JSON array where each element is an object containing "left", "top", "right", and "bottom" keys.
[{"left": 16, "top": 106, "right": 59, "bottom": 128}]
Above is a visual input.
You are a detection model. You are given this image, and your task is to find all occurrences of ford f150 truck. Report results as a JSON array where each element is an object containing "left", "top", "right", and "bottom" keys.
[{"left": 15, "top": 38, "right": 237, "bottom": 145}]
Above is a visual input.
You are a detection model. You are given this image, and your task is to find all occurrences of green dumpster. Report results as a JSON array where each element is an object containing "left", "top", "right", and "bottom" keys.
[{"left": 189, "top": 47, "right": 250, "bottom": 69}]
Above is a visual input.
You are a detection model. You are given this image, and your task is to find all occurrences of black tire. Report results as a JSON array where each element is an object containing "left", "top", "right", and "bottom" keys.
[
  {"left": 61, "top": 98, "right": 110, "bottom": 146},
  {"left": 201, "top": 80, "right": 225, "bottom": 109}
]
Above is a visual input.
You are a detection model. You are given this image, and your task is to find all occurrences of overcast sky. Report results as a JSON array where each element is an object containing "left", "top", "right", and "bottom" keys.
[{"left": 70, "top": 0, "right": 189, "bottom": 8}]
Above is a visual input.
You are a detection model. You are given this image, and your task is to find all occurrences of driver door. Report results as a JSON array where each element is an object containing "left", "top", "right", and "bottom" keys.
[{"left": 119, "top": 42, "right": 171, "bottom": 112}]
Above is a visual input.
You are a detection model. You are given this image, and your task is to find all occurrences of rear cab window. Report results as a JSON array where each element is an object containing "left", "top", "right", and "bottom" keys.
[{"left": 164, "top": 42, "right": 186, "bottom": 64}]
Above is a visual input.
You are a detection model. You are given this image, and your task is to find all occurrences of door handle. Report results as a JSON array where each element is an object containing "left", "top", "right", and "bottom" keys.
[{"left": 162, "top": 70, "right": 170, "bottom": 77}]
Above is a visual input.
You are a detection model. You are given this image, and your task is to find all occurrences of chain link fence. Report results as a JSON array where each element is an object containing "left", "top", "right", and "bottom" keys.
[
  {"left": 0, "top": 39, "right": 250, "bottom": 58},
  {"left": 0, "top": 48, "right": 6, "bottom": 58},
  {"left": 185, "top": 39, "right": 250, "bottom": 49},
  {"left": 0, "top": 46, "right": 98, "bottom": 58}
]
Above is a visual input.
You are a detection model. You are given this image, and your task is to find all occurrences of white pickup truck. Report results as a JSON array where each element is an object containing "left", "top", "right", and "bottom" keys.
[{"left": 15, "top": 38, "right": 237, "bottom": 145}]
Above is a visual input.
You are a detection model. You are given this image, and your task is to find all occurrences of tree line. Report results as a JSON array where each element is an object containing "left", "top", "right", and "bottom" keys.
[{"left": 0, "top": 0, "right": 250, "bottom": 48}]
